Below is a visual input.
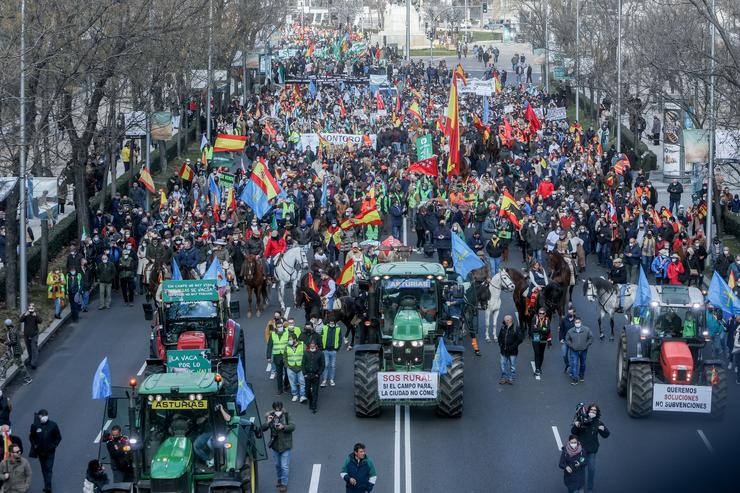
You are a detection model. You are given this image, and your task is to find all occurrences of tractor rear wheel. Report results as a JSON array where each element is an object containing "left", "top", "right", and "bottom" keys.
[
  {"left": 220, "top": 360, "right": 238, "bottom": 394},
  {"left": 436, "top": 353, "right": 464, "bottom": 418},
  {"left": 143, "top": 361, "right": 165, "bottom": 379},
  {"left": 616, "top": 332, "right": 628, "bottom": 396},
  {"left": 626, "top": 363, "right": 653, "bottom": 418},
  {"left": 354, "top": 351, "right": 381, "bottom": 417},
  {"left": 704, "top": 365, "right": 728, "bottom": 419}
]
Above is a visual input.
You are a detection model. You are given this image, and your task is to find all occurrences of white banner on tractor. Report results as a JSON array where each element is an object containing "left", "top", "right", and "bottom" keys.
[
  {"left": 652, "top": 384, "right": 712, "bottom": 413},
  {"left": 377, "top": 372, "right": 438, "bottom": 400}
]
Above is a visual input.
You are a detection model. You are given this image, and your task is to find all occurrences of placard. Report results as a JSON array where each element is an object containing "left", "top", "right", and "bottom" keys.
[
  {"left": 533, "top": 107, "right": 567, "bottom": 121},
  {"left": 218, "top": 173, "right": 235, "bottom": 189},
  {"left": 377, "top": 372, "right": 438, "bottom": 400},
  {"left": 167, "top": 349, "right": 212, "bottom": 373},
  {"left": 652, "top": 384, "right": 712, "bottom": 413},
  {"left": 162, "top": 280, "right": 219, "bottom": 302},
  {"left": 416, "top": 135, "right": 433, "bottom": 161},
  {"left": 299, "top": 133, "right": 377, "bottom": 151}
]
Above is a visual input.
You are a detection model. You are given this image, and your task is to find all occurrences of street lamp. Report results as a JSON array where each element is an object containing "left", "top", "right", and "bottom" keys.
[
  {"left": 206, "top": 0, "right": 213, "bottom": 143},
  {"left": 575, "top": 0, "right": 580, "bottom": 122},
  {"left": 616, "top": 0, "right": 622, "bottom": 153},
  {"left": 706, "top": 0, "right": 716, "bottom": 251},
  {"left": 19, "top": 0, "right": 28, "bottom": 311}
]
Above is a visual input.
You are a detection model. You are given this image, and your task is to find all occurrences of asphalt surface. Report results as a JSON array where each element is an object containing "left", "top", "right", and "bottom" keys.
[{"left": 5, "top": 232, "right": 739, "bottom": 493}]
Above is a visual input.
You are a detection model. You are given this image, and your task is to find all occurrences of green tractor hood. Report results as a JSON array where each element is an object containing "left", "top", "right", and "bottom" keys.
[
  {"left": 393, "top": 309, "right": 423, "bottom": 340},
  {"left": 150, "top": 436, "right": 192, "bottom": 479}
]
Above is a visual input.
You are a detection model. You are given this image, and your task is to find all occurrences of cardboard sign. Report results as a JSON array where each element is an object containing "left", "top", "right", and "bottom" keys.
[
  {"left": 161, "top": 280, "right": 219, "bottom": 302},
  {"left": 652, "top": 384, "right": 712, "bottom": 413},
  {"left": 218, "top": 173, "right": 235, "bottom": 189},
  {"left": 167, "top": 349, "right": 212, "bottom": 373},
  {"left": 533, "top": 107, "right": 568, "bottom": 121},
  {"left": 378, "top": 372, "right": 439, "bottom": 400},
  {"left": 416, "top": 135, "right": 434, "bottom": 161}
]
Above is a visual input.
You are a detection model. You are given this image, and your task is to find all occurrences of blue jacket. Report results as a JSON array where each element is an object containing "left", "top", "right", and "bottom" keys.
[
  {"left": 177, "top": 247, "right": 200, "bottom": 270},
  {"left": 623, "top": 243, "right": 641, "bottom": 265},
  {"left": 341, "top": 453, "right": 377, "bottom": 493},
  {"left": 651, "top": 255, "right": 670, "bottom": 279},
  {"left": 389, "top": 205, "right": 404, "bottom": 228}
]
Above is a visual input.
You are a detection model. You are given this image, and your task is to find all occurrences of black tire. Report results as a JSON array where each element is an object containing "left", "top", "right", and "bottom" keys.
[
  {"left": 436, "top": 353, "right": 464, "bottom": 417},
  {"left": 220, "top": 360, "right": 238, "bottom": 394},
  {"left": 626, "top": 363, "right": 653, "bottom": 418},
  {"left": 616, "top": 332, "right": 628, "bottom": 396},
  {"left": 704, "top": 365, "right": 728, "bottom": 419},
  {"left": 354, "top": 351, "right": 381, "bottom": 417},
  {"left": 143, "top": 361, "right": 165, "bottom": 379}
]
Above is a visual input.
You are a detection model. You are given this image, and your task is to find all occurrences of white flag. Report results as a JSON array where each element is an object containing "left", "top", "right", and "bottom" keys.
[{"left": 200, "top": 133, "right": 209, "bottom": 151}]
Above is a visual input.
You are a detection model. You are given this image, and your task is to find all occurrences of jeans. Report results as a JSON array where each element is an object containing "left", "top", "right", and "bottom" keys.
[
  {"left": 499, "top": 354, "right": 517, "bottom": 380},
  {"left": 641, "top": 257, "right": 653, "bottom": 278},
  {"left": 326, "top": 296, "right": 335, "bottom": 311},
  {"left": 24, "top": 335, "right": 39, "bottom": 367},
  {"left": 568, "top": 349, "right": 588, "bottom": 380},
  {"left": 586, "top": 452, "right": 597, "bottom": 490},
  {"left": 193, "top": 433, "right": 213, "bottom": 463},
  {"left": 532, "top": 249, "right": 543, "bottom": 264},
  {"left": 561, "top": 342, "right": 570, "bottom": 369},
  {"left": 619, "top": 284, "right": 627, "bottom": 307},
  {"left": 99, "top": 282, "right": 112, "bottom": 308},
  {"left": 287, "top": 368, "right": 305, "bottom": 397},
  {"left": 392, "top": 225, "right": 402, "bottom": 240},
  {"left": 273, "top": 356, "right": 287, "bottom": 393},
  {"left": 272, "top": 449, "right": 291, "bottom": 486},
  {"left": 489, "top": 256, "right": 502, "bottom": 275},
  {"left": 53, "top": 298, "right": 62, "bottom": 316},
  {"left": 80, "top": 290, "right": 90, "bottom": 311},
  {"left": 38, "top": 451, "right": 55, "bottom": 490},
  {"left": 121, "top": 277, "right": 135, "bottom": 303},
  {"left": 669, "top": 200, "right": 679, "bottom": 214},
  {"left": 322, "top": 350, "right": 337, "bottom": 381},
  {"left": 711, "top": 333, "right": 725, "bottom": 358}
]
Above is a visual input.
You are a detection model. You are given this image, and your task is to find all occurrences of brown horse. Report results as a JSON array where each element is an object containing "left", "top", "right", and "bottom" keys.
[
  {"left": 240, "top": 254, "right": 268, "bottom": 318},
  {"left": 506, "top": 267, "right": 535, "bottom": 329},
  {"left": 546, "top": 251, "right": 574, "bottom": 319},
  {"left": 146, "top": 261, "right": 170, "bottom": 305}
]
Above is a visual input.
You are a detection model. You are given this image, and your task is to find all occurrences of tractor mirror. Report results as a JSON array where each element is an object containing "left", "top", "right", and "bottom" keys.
[{"left": 106, "top": 398, "right": 118, "bottom": 419}]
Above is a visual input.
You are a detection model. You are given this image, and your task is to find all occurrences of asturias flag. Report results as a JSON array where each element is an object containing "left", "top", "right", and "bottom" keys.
[
  {"left": 431, "top": 338, "right": 453, "bottom": 375},
  {"left": 634, "top": 266, "right": 652, "bottom": 307},
  {"left": 171, "top": 258, "right": 183, "bottom": 281},
  {"left": 236, "top": 355, "right": 256, "bottom": 412},
  {"left": 708, "top": 271, "right": 740, "bottom": 315},
  {"left": 92, "top": 357, "right": 112, "bottom": 400},
  {"left": 204, "top": 258, "right": 229, "bottom": 288},
  {"left": 451, "top": 233, "right": 484, "bottom": 279}
]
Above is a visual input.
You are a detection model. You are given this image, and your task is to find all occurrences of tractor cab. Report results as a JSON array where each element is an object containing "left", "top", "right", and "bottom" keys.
[{"left": 98, "top": 372, "right": 266, "bottom": 493}]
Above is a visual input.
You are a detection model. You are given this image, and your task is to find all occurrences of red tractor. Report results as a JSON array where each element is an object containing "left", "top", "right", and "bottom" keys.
[{"left": 616, "top": 286, "right": 727, "bottom": 419}]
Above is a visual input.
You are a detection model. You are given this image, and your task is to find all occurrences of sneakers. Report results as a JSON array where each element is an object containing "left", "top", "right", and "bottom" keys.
[
  {"left": 23, "top": 377, "right": 33, "bottom": 385},
  {"left": 570, "top": 379, "right": 579, "bottom": 386},
  {"left": 299, "top": 396, "right": 308, "bottom": 403},
  {"left": 343, "top": 337, "right": 349, "bottom": 345},
  {"left": 499, "top": 378, "right": 507, "bottom": 385},
  {"left": 506, "top": 379, "right": 514, "bottom": 385},
  {"left": 347, "top": 345, "right": 353, "bottom": 351},
  {"left": 291, "top": 396, "right": 298, "bottom": 402},
  {"left": 320, "top": 380, "right": 327, "bottom": 387},
  {"left": 534, "top": 369, "right": 542, "bottom": 377},
  {"left": 271, "top": 283, "right": 276, "bottom": 289},
  {"left": 475, "top": 350, "right": 482, "bottom": 357},
  {"left": 330, "top": 380, "right": 335, "bottom": 386},
  {"left": 270, "top": 373, "right": 276, "bottom": 380}
]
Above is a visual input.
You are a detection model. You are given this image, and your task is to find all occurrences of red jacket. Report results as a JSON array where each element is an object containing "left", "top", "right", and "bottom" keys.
[
  {"left": 264, "top": 237, "right": 286, "bottom": 257},
  {"left": 666, "top": 260, "right": 685, "bottom": 285},
  {"left": 536, "top": 180, "right": 555, "bottom": 199}
]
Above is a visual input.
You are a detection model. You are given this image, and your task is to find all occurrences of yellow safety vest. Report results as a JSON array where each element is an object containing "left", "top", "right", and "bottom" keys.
[
  {"left": 285, "top": 343, "right": 305, "bottom": 367},
  {"left": 271, "top": 331, "right": 290, "bottom": 355}
]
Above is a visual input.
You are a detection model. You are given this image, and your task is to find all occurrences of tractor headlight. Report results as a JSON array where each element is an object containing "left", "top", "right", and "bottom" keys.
[
  {"left": 392, "top": 340, "right": 405, "bottom": 347},
  {"left": 692, "top": 303, "right": 701, "bottom": 309},
  {"left": 196, "top": 393, "right": 203, "bottom": 400},
  {"left": 189, "top": 394, "right": 196, "bottom": 401},
  {"left": 216, "top": 434, "right": 226, "bottom": 443},
  {"left": 410, "top": 340, "right": 424, "bottom": 347},
  {"left": 650, "top": 301, "right": 659, "bottom": 307},
  {"left": 641, "top": 328, "right": 650, "bottom": 335},
  {"left": 129, "top": 437, "right": 138, "bottom": 445}
]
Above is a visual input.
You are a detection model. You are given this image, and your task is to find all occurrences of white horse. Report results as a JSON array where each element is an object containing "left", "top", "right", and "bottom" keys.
[
  {"left": 484, "top": 269, "right": 516, "bottom": 342},
  {"left": 275, "top": 246, "right": 309, "bottom": 311},
  {"left": 582, "top": 277, "right": 637, "bottom": 341}
]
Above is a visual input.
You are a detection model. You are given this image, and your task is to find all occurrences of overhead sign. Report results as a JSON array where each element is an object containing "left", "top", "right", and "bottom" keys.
[
  {"left": 162, "top": 280, "right": 219, "bottom": 302},
  {"left": 284, "top": 75, "right": 370, "bottom": 85},
  {"left": 150, "top": 399, "right": 208, "bottom": 410},
  {"left": 652, "top": 384, "right": 712, "bottom": 413},
  {"left": 167, "top": 349, "right": 212, "bottom": 373},
  {"left": 416, "top": 135, "right": 433, "bottom": 161},
  {"left": 382, "top": 279, "right": 432, "bottom": 289},
  {"left": 378, "top": 372, "right": 438, "bottom": 400},
  {"left": 299, "top": 133, "right": 377, "bottom": 151}
]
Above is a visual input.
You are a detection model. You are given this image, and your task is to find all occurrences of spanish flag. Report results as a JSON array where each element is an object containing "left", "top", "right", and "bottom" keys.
[
  {"left": 498, "top": 191, "right": 524, "bottom": 230},
  {"left": 338, "top": 98, "right": 347, "bottom": 118},
  {"left": 226, "top": 188, "right": 236, "bottom": 210},
  {"left": 179, "top": 162, "right": 194, "bottom": 181},
  {"left": 138, "top": 167, "right": 156, "bottom": 193},
  {"left": 341, "top": 208, "right": 383, "bottom": 229},
  {"left": 408, "top": 101, "right": 422, "bottom": 122},
  {"left": 213, "top": 134, "right": 247, "bottom": 152},
  {"left": 337, "top": 258, "right": 356, "bottom": 286},
  {"left": 251, "top": 158, "right": 282, "bottom": 200},
  {"left": 729, "top": 271, "right": 737, "bottom": 290},
  {"left": 376, "top": 92, "right": 385, "bottom": 111},
  {"left": 159, "top": 189, "right": 167, "bottom": 208},
  {"left": 446, "top": 65, "right": 466, "bottom": 176},
  {"left": 307, "top": 272, "right": 319, "bottom": 293}
]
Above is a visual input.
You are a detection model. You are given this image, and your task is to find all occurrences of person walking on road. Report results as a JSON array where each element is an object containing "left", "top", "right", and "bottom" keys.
[
  {"left": 96, "top": 254, "right": 116, "bottom": 309},
  {"left": 1, "top": 320, "right": 32, "bottom": 384},
  {"left": 28, "top": 409, "right": 61, "bottom": 493},
  {"left": 666, "top": 179, "right": 683, "bottom": 215},
  {"left": 321, "top": 319, "right": 342, "bottom": 387},
  {"left": 83, "top": 459, "right": 109, "bottom": 493},
  {"left": 340, "top": 442, "right": 377, "bottom": 493},
  {"left": 19, "top": 304, "right": 41, "bottom": 370},
  {"left": 302, "top": 341, "right": 325, "bottom": 413},
  {"left": 0, "top": 392, "right": 12, "bottom": 427},
  {"left": 266, "top": 321, "right": 290, "bottom": 394},
  {"left": 559, "top": 306, "right": 577, "bottom": 374},
  {"left": 104, "top": 425, "right": 133, "bottom": 482},
  {"left": 565, "top": 317, "right": 593, "bottom": 384},
  {"left": 0, "top": 444, "right": 31, "bottom": 493},
  {"left": 571, "top": 403, "right": 610, "bottom": 493},
  {"left": 284, "top": 333, "right": 307, "bottom": 403},
  {"left": 530, "top": 308, "right": 552, "bottom": 377},
  {"left": 497, "top": 315, "right": 524, "bottom": 384},
  {"left": 260, "top": 401, "right": 294, "bottom": 492},
  {"left": 559, "top": 435, "right": 587, "bottom": 493},
  {"left": 118, "top": 248, "right": 137, "bottom": 306},
  {"left": 65, "top": 266, "right": 83, "bottom": 323}
]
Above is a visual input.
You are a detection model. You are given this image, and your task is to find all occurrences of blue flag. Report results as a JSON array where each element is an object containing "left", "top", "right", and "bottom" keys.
[
  {"left": 451, "top": 234, "right": 484, "bottom": 280},
  {"left": 308, "top": 79, "right": 317, "bottom": 99},
  {"left": 171, "top": 258, "right": 183, "bottom": 281},
  {"left": 634, "top": 266, "right": 651, "bottom": 307},
  {"left": 204, "top": 258, "right": 228, "bottom": 288},
  {"left": 320, "top": 175, "right": 328, "bottom": 208},
  {"left": 239, "top": 179, "right": 271, "bottom": 219},
  {"left": 707, "top": 272, "right": 740, "bottom": 315},
  {"left": 208, "top": 175, "right": 221, "bottom": 206},
  {"left": 236, "top": 355, "right": 255, "bottom": 412},
  {"left": 482, "top": 96, "right": 490, "bottom": 124},
  {"left": 92, "top": 357, "right": 112, "bottom": 400},
  {"left": 431, "top": 338, "right": 453, "bottom": 375}
]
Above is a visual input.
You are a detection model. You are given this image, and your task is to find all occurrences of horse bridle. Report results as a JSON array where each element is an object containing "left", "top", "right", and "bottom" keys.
[
  {"left": 585, "top": 279, "right": 616, "bottom": 310},
  {"left": 277, "top": 248, "right": 307, "bottom": 278},
  {"left": 493, "top": 270, "right": 515, "bottom": 292}
]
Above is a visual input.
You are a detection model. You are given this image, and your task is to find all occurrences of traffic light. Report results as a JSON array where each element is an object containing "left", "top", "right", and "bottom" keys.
[{"left": 482, "top": 3, "right": 488, "bottom": 13}]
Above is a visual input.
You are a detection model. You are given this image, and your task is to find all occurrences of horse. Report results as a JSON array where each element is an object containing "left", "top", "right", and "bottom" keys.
[
  {"left": 274, "top": 246, "right": 309, "bottom": 311},
  {"left": 506, "top": 267, "right": 534, "bottom": 328},
  {"left": 546, "top": 251, "right": 574, "bottom": 319},
  {"left": 240, "top": 254, "right": 268, "bottom": 318},
  {"left": 483, "top": 269, "right": 516, "bottom": 343},
  {"left": 145, "top": 261, "right": 170, "bottom": 305},
  {"left": 333, "top": 293, "right": 368, "bottom": 348},
  {"left": 582, "top": 277, "right": 637, "bottom": 341},
  {"left": 295, "top": 272, "right": 322, "bottom": 322}
]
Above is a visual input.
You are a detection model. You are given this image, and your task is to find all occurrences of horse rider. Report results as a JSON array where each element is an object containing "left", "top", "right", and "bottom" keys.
[
  {"left": 319, "top": 270, "right": 337, "bottom": 312},
  {"left": 556, "top": 231, "right": 576, "bottom": 287},
  {"left": 213, "top": 239, "right": 238, "bottom": 290},
  {"left": 526, "top": 260, "right": 549, "bottom": 314},
  {"left": 245, "top": 229, "right": 264, "bottom": 257},
  {"left": 265, "top": 230, "right": 287, "bottom": 287},
  {"left": 146, "top": 234, "right": 172, "bottom": 266},
  {"left": 609, "top": 257, "right": 628, "bottom": 312},
  {"left": 176, "top": 238, "right": 199, "bottom": 277}
]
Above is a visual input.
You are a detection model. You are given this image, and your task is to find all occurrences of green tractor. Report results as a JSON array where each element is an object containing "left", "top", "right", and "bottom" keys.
[
  {"left": 98, "top": 372, "right": 266, "bottom": 493},
  {"left": 353, "top": 262, "right": 472, "bottom": 418}
]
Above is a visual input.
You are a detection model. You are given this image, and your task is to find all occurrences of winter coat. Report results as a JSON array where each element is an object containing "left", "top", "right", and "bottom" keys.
[
  {"left": 558, "top": 446, "right": 586, "bottom": 491},
  {"left": 118, "top": 255, "right": 136, "bottom": 279},
  {"left": 498, "top": 322, "right": 524, "bottom": 356},
  {"left": 434, "top": 225, "right": 452, "bottom": 250},
  {"left": 176, "top": 247, "right": 200, "bottom": 270},
  {"left": 260, "top": 411, "right": 294, "bottom": 453},
  {"left": 565, "top": 326, "right": 593, "bottom": 352},
  {"left": 341, "top": 453, "right": 378, "bottom": 493},
  {"left": 301, "top": 348, "right": 325, "bottom": 378},
  {"left": 526, "top": 226, "right": 547, "bottom": 250},
  {"left": 0, "top": 457, "right": 32, "bottom": 493},
  {"left": 29, "top": 418, "right": 62, "bottom": 455},
  {"left": 96, "top": 261, "right": 116, "bottom": 284},
  {"left": 19, "top": 312, "right": 42, "bottom": 338},
  {"left": 571, "top": 417, "right": 610, "bottom": 453}
]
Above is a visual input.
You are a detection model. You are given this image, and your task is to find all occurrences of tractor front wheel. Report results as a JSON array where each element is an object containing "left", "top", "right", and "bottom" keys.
[
  {"left": 626, "top": 363, "right": 653, "bottom": 418},
  {"left": 354, "top": 351, "right": 381, "bottom": 417},
  {"left": 616, "top": 332, "right": 628, "bottom": 396},
  {"left": 436, "top": 353, "right": 464, "bottom": 417},
  {"left": 704, "top": 365, "right": 728, "bottom": 419}
]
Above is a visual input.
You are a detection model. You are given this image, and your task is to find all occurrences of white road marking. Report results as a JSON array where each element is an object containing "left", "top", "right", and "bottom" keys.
[
  {"left": 308, "top": 463, "right": 322, "bottom": 493},
  {"left": 551, "top": 425, "right": 563, "bottom": 450},
  {"left": 394, "top": 405, "right": 401, "bottom": 493},
  {"left": 137, "top": 362, "right": 147, "bottom": 376},
  {"left": 94, "top": 419, "right": 113, "bottom": 444},
  {"left": 697, "top": 429, "right": 715, "bottom": 454},
  {"left": 284, "top": 306, "right": 291, "bottom": 318},
  {"left": 531, "top": 361, "right": 540, "bottom": 380},
  {"left": 404, "top": 406, "right": 412, "bottom": 493}
]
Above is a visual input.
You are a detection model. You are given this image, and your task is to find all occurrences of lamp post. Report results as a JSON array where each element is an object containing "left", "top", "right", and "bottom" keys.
[
  {"left": 206, "top": 0, "right": 213, "bottom": 143},
  {"left": 405, "top": 0, "right": 411, "bottom": 61},
  {"left": 19, "top": 0, "right": 28, "bottom": 311},
  {"left": 616, "top": 0, "right": 622, "bottom": 153},
  {"left": 575, "top": 0, "right": 580, "bottom": 121},
  {"left": 544, "top": 0, "right": 549, "bottom": 94},
  {"left": 706, "top": 0, "right": 716, "bottom": 251}
]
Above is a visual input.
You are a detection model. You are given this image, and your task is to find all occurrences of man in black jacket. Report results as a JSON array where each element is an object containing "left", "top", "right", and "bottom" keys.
[
  {"left": 302, "top": 341, "right": 325, "bottom": 413},
  {"left": 571, "top": 403, "right": 610, "bottom": 493},
  {"left": 29, "top": 409, "right": 62, "bottom": 493},
  {"left": 666, "top": 179, "right": 683, "bottom": 214},
  {"left": 497, "top": 315, "right": 524, "bottom": 384}
]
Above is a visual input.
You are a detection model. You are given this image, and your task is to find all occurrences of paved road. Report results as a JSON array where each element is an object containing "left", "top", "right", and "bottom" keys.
[{"left": 6, "top": 233, "right": 738, "bottom": 492}]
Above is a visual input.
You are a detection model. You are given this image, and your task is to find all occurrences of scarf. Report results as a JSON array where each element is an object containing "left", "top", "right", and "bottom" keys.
[{"left": 565, "top": 442, "right": 582, "bottom": 457}]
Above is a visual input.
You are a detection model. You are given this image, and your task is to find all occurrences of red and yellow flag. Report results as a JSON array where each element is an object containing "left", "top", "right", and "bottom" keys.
[
  {"left": 341, "top": 208, "right": 383, "bottom": 229},
  {"left": 159, "top": 189, "right": 167, "bottom": 208},
  {"left": 213, "top": 134, "right": 247, "bottom": 152},
  {"left": 307, "top": 273, "right": 319, "bottom": 293},
  {"left": 178, "top": 162, "right": 194, "bottom": 181},
  {"left": 251, "top": 158, "right": 282, "bottom": 200},
  {"left": 729, "top": 271, "right": 737, "bottom": 289},
  {"left": 138, "top": 168, "right": 155, "bottom": 193},
  {"left": 446, "top": 65, "right": 466, "bottom": 176},
  {"left": 337, "top": 258, "right": 356, "bottom": 286},
  {"left": 408, "top": 101, "right": 422, "bottom": 122}
]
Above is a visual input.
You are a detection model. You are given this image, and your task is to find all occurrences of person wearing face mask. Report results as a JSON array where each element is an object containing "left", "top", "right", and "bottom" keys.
[
  {"left": 558, "top": 435, "right": 586, "bottom": 493},
  {"left": 1, "top": 321, "right": 32, "bottom": 385},
  {"left": 103, "top": 425, "right": 132, "bottom": 482},
  {"left": 96, "top": 254, "right": 116, "bottom": 309},
  {"left": 28, "top": 409, "right": 61, "bottom": 493},
  {"left": 0, "top": 444, "right": 31, "bottom": 493},
  {"left": 666, "top": 253, "right": 685, "bottom": 285},
  {"left": 266, "top": 320, "right": 290, "bottom": 394},
  {"left": 565, "top": 317, "right": 593, "bottom": 385},
  {"left": 728, "top": 254, "right": 740, "bottom": 286},
  {"left": 284, "top": 334, "right": 307, "bottom": 403},
  {"left": 118, "top": 248, "right": 137, "bottom": 307},
  {"left": 260, "top": 401, "right": 294, "bottom": 492},
  {"left": 571, "top": 404, "right": 610, "bottom": 492},
  {"left": 713, "top": 247, "right": 733, "bottom": 279},
  {"left": 302, "top": 341, "right": 325, "bottom": 413}
]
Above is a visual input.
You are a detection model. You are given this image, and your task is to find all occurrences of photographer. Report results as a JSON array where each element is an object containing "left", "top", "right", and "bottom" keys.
[
  {"left": 260, "top": 401, "right": 294, "bottom": 493},
  {"left": 559, "top": 435, "right": 586, "bottom": 493},
  {"left": 571, "top": 403, "right": 610, "bottom": 492}
]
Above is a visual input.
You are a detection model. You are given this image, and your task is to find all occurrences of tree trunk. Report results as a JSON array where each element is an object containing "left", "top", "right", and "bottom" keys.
[
  {"left": 4, "top": 184, "right": 19, "bottom": 309},
  {"left": 73, "top": 145, "right": 91, "bottom": 239},
  {"left": 40, "top": 219, "right": 50, "bottom": 284}
]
